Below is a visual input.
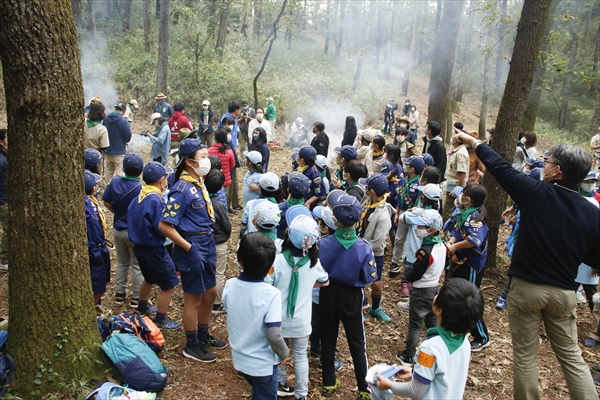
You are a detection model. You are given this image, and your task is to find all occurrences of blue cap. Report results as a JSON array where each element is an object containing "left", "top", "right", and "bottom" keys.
[
  {"left": 84, "top": 148, "right": 101, "bottom": 166},
  {"left": 176, "top": 139, "right": 207, "bottom": 166},
  {"left": 253, "top": 201, "right": 281, "bottom": 230},
  {"left": 84, "top": 170, "right": 101, "bottom": 193},
  {"left": 286, "top": 204, "right": 314, "bottom": 226},
  {"left": 334, "top": 145, "right": 358, "bottom": 161},
  {"left": 525, "top": 157, "right": 544, "bottom": 169},
  {"left": 123, "top": 152, "right": 144, "bottom": 173},
  {"left": 379, "top": 161, "right": 393, "bottom": 177},
  {"left": 326, "top": 189, "right": 362, "bottom": 227},
  {"left": 402, "top": 155, "right": 425, "bottom": 173},
  {"left": 243, "top": 150, "right": 262, "bottom": 166},
  {"left": 585, "top": 170, "right": 598, "bottom": 181},
  {"left": 143, "top": 162, "right": 173, "bottom": 183},
  {"left": 316, "top": 155, "right": 328, "bottom": 169},
  {"left": 313, "top": 206, "right": 337, "bottom": 231},
  {"left": 358, "top": 173, "right": 389, "bottom": 194},
  {"left": 289, "top": 215, "right": 320, "bottom": 251},
  {"left": 417, "top": 183, "right": 441, "bottom": 201},
  {"left": 405, "top": 209, "right": 443, "bottom": 231},
  {"left": 526, "top": 167, "right": 543, "bottom": 180},
  {"left": 298, "top": 145, "right": 317, "bottom": 161},
  {"left": 421, "top": 153, "right": 434, "bottom": 167},
  {"left": 542, "top": 150, "right": 552, "bottom": 159},
  {"left": 259, "top": 172, "right": 280, "bottom": 191},
  {"left": 288, "top": 172, "right": 310, "bottom": 197}
]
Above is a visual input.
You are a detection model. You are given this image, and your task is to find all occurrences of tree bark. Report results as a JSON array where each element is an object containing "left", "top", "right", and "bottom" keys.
[
  {"left": 401, "top": 1, "right": 419, "bottom": 96},
  {"left": 215, "top": 0, "right": 230, "bottom": 57},
  {"left": 427, "top": 0, "right": 464, "bottom": 141},
  {"left": 482, "top": 0, "right": 553, "bottom": 269},
  {"left": 253, "top": 0, "right": 262, "bottom": 40},
  {"left": 143, "top": 0, "right": 153, "bottom": 52},
  {"left": 71, "top": 0, "right": 82, "bottom": 26},
  {"left": 324, "top": 0, "right": 331, "bottom": 54},
  {"left": 155, "top": 0, "right": 160, "bottom": 18},
  {"left": 87, "top": 0, "right": 96, "bottom": 37},
  {"left": 123, "top": 0, "right": 132, "bottom": 31},
  {"left": 456, "top": 2, "right": 475, "bottom": 102},
  {"left": 353, "top": 57, "right": 363, "bottom": 91},
  {"left": 336, "top": 1, "right": 345, "bottom": 58},
  {"left": 494, "top": 0, "right": 508, "bottom": 91},
  {"left": 240, "top": 0, "right": 248, "bottom": 36},
  {"left": 0, "top": 0, "right": 104, "bottom": 394},
  {"left": 478, "top": 49, "right": 492, "bottom": 139},
  {"left": 558, "top": 8, "right": 579, "bottom": 130},
  {"left": 435, "top": 0, "right": 442, "bottom": 32},
  {"left": 157, "top": 0, "right": 170, "bottom": 93},
  {"left": 590, "top": 20, "right": 600, "bottom": 134}
]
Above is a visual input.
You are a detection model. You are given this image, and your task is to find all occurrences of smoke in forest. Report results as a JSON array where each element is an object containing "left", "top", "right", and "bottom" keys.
[{"left": 80, "top": 33, "right": 119, "bottom": 109}]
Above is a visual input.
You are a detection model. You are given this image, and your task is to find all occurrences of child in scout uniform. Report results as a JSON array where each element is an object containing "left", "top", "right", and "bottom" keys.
[
  {"left": 241, "top": 172, "right": 282, "bottom": 235},
  {"left": 102, "top": 152, "right": 143, "bottom": 307},
  {"left": 127, "top": 162, "right": 180, "bottom": 330},
  {"left": 158, "top": 138, "right": 226, "bottom": 362},
  {"left": 84, "top": 170, "right": 110, "bottom": 312},
  {"left": 253, "top": 200, "right": 283, "bottom": 253},
  {"left": 242, "top": 150, "right": 264, "bottom": 207},
  {"left": 295, "top": 145, "right": 325, "bottom": 209},
  {"left": 84, "top": 148, "right": 102, "bottom": 174},
  {"left": 376, "top": 278, "right": 484, "bottom": 399},
  {"left": 277, "top": 171, "right": 310, "bottom": 239},
  {"left": 332, "top": 145, "right": 358, "bottom": 190},
  {"left": 318, "top": 189, "right": 377, "bottom": 399}
]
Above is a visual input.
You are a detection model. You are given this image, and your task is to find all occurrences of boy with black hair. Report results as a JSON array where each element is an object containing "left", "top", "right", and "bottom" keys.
[
  {"left": 356, "top": 174, "right": 395, "bottom": 322},
  {"left": 296, "top": 145, "right": 325, "bottom": 209},
  {"left": 343, "top": 160, "right": 368, "bottom": 203},
  {"left": 332, "top": 145, "right": 358, "bottom": 190},
  {"left": 377, "top": 278, "right": 483, "bottom": 399},
  {"left": 223, "top": 233, "right": 289, "bottom": 399},
  {"left": 204, "top": 169, "right": 232, "bottom": 314},
  {"left": 365, "top": 136, "right": 386, "bottom": 175}
]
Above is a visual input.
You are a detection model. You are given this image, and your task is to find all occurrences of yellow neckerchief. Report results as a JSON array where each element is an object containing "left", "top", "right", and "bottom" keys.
[
  {"left": 372, "top": 149, "right": 385, "bottom": 158},
  {"left": 138, "top": 184, "right": 162, "bottom": 203},
  {"left": 88, "top": 194, "right": 107, "bottom": 234},
  {"left": 356, "top": 193, "right": 388, "bottom": 235},
  {"left": 180, "top": 172, "right": 215, "bottom": 222},
  {"left": 297, "top": 165, "right": 308, "bottom": 173}
]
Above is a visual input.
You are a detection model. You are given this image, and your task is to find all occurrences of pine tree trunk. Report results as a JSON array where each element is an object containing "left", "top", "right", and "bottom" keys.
[
  {"left": 435, "top": 0, "right": 442, "bottom": 32},
  {"left": 558, "top": 11, "right": 579, "bottom": 130},
  {"left": 123, "top": 0, "right": 132, "bottom": 31},
  {"left": 143, "top": 0, "right": 153, "bottom": 52},
  {"left": 427, "top": 0, "right": 464, "bottom": 141},
  {"left": 87, "top": 0, "right": 96, "bottom": 37},
  {"left": 157, "top": 0, "right": 170, "bottom": 93},
  {"left": 324, "top": 0, "right": 331, "bottom": 54},
  {"left": 0, "top": 0, "right": 104, "bottom": 394},
  {"left": 456, "top": 2, "right": 475, "bottom": 102},
  {"left": 240, "top": 0, "right": 248, "bottom": 36},
  {"left": 401, "top": 1, "right": 418, "bottom": 96},
  {"left": 72, "top": 0, "right": 82, "bottom": 26},
  {"left": 215, "top": 0, "right": 230, "bottom": 57},
  {"left": 478, "top": 51, "right": 491, "bottom": 139},
  {"left": 482, "top": 0, "right": 553, "bottom": 269}
]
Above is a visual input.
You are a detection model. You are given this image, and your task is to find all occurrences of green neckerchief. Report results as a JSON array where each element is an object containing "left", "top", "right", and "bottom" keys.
[
  {"left": 208, "top": 193, "right": 218, "bottom": 198},
  {"left": 320, "top": 170, "right": 326, "bottom": 178},
  {"left": 422, "top": 234, "right": 442, "bottom": 245},
  {"left": 334, "top": 227, "right": 359, "bottom": 250},
  {"left": 579, "top": 188, "right": 593, "bottom": 197},
  {"left": 401, "top": 174, "right": 420, "bottom": 200},
  {"left": 86, "top": 119, "right": 101, "bottom": 128},
  {"left": 122, "top": 174, "right": 141, "bottom": 182},
  {"left": 346, "top": 181, "right": 359, "bottom": 189},
  {"left": 456, "top": 206, "right": 480, "bottom": 228},
  {"left": 266, "top": 197, "right": 277, "bottom": 204},
  {"left": 111, "top": 111, "right": 120, "bottom": 115},
  {"left": 426, "top": 326, "right": 465, "bottom": 354},
  {"left": 282, "top": 249, "right": 311, "bottom": 318},
  {"left": 154, "top": 121, "right": 168, "bottom": 135},
  {"left": 287, "top": 197, "right": 305, "bottom": 207},
  {"left": 259, "top": 228, "right": 276, "bottom": 241}
]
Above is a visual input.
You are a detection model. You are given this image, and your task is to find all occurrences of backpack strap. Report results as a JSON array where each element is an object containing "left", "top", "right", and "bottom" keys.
[{"left": 0, "top": 354, "right": 15, "bottom": 398}]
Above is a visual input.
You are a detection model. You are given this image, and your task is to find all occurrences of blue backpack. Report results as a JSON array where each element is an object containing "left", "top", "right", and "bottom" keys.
[{"left": 101, "top": 333, "right": 168, "bottom": 393}]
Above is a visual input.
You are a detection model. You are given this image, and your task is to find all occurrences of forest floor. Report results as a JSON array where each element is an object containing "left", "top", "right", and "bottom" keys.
[{"left": 1, "top": 102, "right": 599, "bottom": 399}]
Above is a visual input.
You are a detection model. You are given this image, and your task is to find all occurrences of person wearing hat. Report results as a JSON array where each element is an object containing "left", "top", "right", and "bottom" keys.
[
  {"left": 356, "top": 174, "right": 395, "bottom": 323},
  {"left": 84, "top": 170, "right": 110, "bottom": 312},
  {"left": 318, "top": 190, "right": 377, "bottom": 399},
  {"left": 396, "top": 115, "right": 410, "bottom": 135},
  {"left": 265, "top": 97, "right": 277, "bottom": 141},
  {"left": 102, "top": 153, "right": 144, "bottom": 307},
  {"left": 523, "top": 157, "right": 544, "bottom": 173},
  {"left": 249, "top": 107, "right": 273, "bottom": 146},
  {"left": 237, "top": 99, "right": 256, "bottom": 154},
  {"left": 266, "top": 207, "right": 329, "bottom": 398},
  {"left": 198, "top": 100, "right": 215, "bottom": 146},
  {"left": 84, "top": 96, "right": 102, "bottom": 117},
  {"left": 241, "top": 172, "right": 282, "bottom": 235},
  {"left": 356, "top": 129, "right": 374, "bottom": 162},
  {"left": 277, "top": 171, "right": 310, "bottom": 239},
  {"left": 127, "top": 162, "right": 180, "bottom": 330},
  {"left": 332, "top": 145, "right": 358, "bottom": 190},
  {"left": 253, "top": 200, "right": 283, "bottom": 251},
  {"left": 103, "top": 102, "right": 132, "bottom": 182},
  {"left": 208, "top": 128, "right": 237, "bottom": 210},
  {"left": 84, "top": 101, "right": 110, "bottom": 151},
  {"left": 168, "top": 103, "right": 193, "bottom": 150},
  {"left": 153, "top": 92, "right": 173, "bottom": 120},
  {"left": 123, "top": 99, "right": 138, "bottom": 124},
  {"left": 288, "top": 116, "right": 308, "bottom": 148},
  {"left": 158, "top": 138, "right": 226, "bottom": 362},
  {"left": 467, "top": 131, "right": 485, "bottom": 185},
  {"left": 144, "top": 113, "right": 171, "bottom": 165},
  {"left": 296, "top": 145, "right": 325, "bottom": 209},
  {"left": 383, "top": 100, "right": 398, "bottom": 135},
  {"left": 241, "top": 150, "right": 264, "bottom": 207},
  {"left": 441, "top": 128, "right": 470, "bottom": 222},
  {"left": 249, "top": 126, "right": 270, "bottom": 172},
  {"left": 84, "top": 148, "right": 102, "bottom": 174}
]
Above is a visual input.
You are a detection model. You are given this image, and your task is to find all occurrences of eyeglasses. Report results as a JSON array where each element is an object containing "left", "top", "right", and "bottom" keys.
[{"left": 544, "top": 160, "right": 561, "bottom": 167}]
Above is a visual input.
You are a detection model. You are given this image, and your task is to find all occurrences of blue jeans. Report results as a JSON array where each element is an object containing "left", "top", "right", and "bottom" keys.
[
  {"left": 278, "top": 336, "right": 309, "bottom": 398},
  {"left": 242, "top": 365, "right": 278, "bottom": 400}
]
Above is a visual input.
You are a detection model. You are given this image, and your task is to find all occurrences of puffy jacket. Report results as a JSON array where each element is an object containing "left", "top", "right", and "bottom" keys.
[
  {"left": 103, "top": 112, "right": 132, "bottom": 156},
  {"left": 208, "top": 143, "right": 236, "bottom": 186},
  {"left": 168, "top": 111, "right": 193, "bottom": 141}
]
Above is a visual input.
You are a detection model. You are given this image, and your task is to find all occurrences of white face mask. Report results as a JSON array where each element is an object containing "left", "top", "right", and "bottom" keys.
[
  {"left": 227, "top": 134, "right": 232, "bottom": 142},
  {"left": 399, "top": 123, "right": 407, "bottom": 129},
  {"left": 520, "top": 137, "right": 527, "bottom": 145},
  {"left": 415, "top": 228, "right": 429, "bottom": 239},
  {"left": 256, "top": 113, "right": 263, "bottom": 121},
  {"left": 193, "top": 158, "right": 211, "bottom": 177},
  {"left": 458, "top": 193, "right": 470, "bottom": 206},
  {"left": 581, "top": 183, "right": 596, "bottom": 193}
]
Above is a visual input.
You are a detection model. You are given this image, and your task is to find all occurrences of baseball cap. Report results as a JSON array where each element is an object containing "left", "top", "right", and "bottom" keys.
[
  {"left": 266, "top": 97, "right": 274, "bottom": 102},
  {"left": 313, "top": 206, "right": 337, "bottom": 231},
  {"left": 84, "top": 148, "right": 101, "bottom": 166},
  {"left": 525, "top": 157, "right": 544, "bottom": 169},
  {"left": 421, "top": 153, "right": 434, "bottom": 167},
  {"left": 359, "top": 129, "right": 375, "bottom": 142},
  {"left": 402, "top": 155, "right": 425, "bottom": 174},
  {"left": 285, "top": 204, "right": 314, "bottom": 226},
  {"left": 241, "top": 99, "right": 249, "bottom": 105},
  {"left": 143, "top": 162, "right": 173, "bottom": 183},
  {"left": 253, "top": 201, "right": 281, "bottom": 230},
  {"left": 594, "top": 151, "right": 600, "bottom": 159},
  {"left": 176, "top": 139, "right": 207, "bottom": 167},
  {"left": 150, "top": 112, "right": 162, "bottom": 123},
  {"left": 334, "top": 145, "right": 358, "bottom": 161},
  {"left": 289, "top": 214, "right": 320, "bottom": 251},
  {"left": 84, "top": 170, "right": 101, "bottom": 193},
  {"left": 542, "top": 150, "right": 552, "bottom": 159},
  {"left": 405, "top": 209, "right": 443, "bottom": 231},
  {"left": 129, "top": 99, "right": 138, "bottom": 109},
  {"left": 316, "top": 155, "right": 328, "bottom": 169},
  {"left": 417, "top": 183, "right": 441, "bottom": 201},
  {"left": 358, "top": 173, "right": 389, "bottom": 194},
  {"left": 326, "top": 189, "right": 362, "bottom": 227},
  {"left": 259, "top": 172, "right": 280, "bottom": 191},
  {"left": 379, "top": 161, "right": 393, "bottom": 177},
  {"left": 298, "top": 145, "right": 317, "bottom": 161},
  {"left": 526, "top": 167, "right": 543, "bottom": 180},
  {"left": 288, "top": 172, "right": 310, "bottom": 197},
  {"left": 123, "top": 152, "right": 144, "bottom": 173},
  {"left": 584, "top": 171, "right": 598, "bottom": 181},
  {"left": 243, "top": 150, "right": 262, "bottom": 166},
  {"left": 202, "top": 100, "right": 210, "bottom": 106},
  {"left": 115, "top": 102, "right": 127, "bottom": 111}
]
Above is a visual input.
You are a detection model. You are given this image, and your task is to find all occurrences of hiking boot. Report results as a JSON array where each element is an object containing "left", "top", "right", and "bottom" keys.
[
  {"left": 115, "top": 293, "right": 127, "bottom": 306},
  {"left": 277, "top": 383, "right": 295, "bottom": 397},
  {"left": 495, "top": 296, "right": 507, "bottom": 310},
  {"left": 396, "top": 300, "right": 410, "bottom": 311},
  {"left": 183, "top": 343, "right": 217, "bottom": 363},
  {"left": 400, "top": 282, "right": 410, "bottom": 297},
  {"left": 200, "top": 334, "right": 227, "bottom": 349},
  {"left": 362, "top": 297, "right": 370, "bottom": 310},
  {"left": 358, "top": 391, "right": 371, "bottom": 399},
  {"left": 470, "top": 340, "right": 491, "bottom": 353},
  {"left": 154, "top": 318, "right": 180, "bottom": 331},
  {"left": 396, "top": 352, "right": 413, "bottom": 367},
  {"left": 211, "top": 303, "right": 226, "bottom": 314},
  {"left": 389, "top": 263, "right": 401, "bottom": 277},
  {"left": 368, "top": 307, "right": 391, "bottom": 322},
  {"left": 322, "top": 379, "right": 341, "bottom": 397}
]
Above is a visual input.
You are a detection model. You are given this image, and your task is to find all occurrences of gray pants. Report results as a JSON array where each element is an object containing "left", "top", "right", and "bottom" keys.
[
  {"left": 391, "top": 211, "right": 408, "bottom": 265},
  {"left": 113, "top": 228, "right": 142, "bottom": 298},
  {"left": 400, "top": 286, "right": 439, "bottom": 358}
]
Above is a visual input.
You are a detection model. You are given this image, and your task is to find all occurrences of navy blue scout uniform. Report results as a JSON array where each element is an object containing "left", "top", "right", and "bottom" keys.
[
  {"left": 277, "top": 172, "right": 310, "bottom": 239},
  {"left": 318, "top": 190, "right": 377, "bottom": 396},
  {"left": 84, "top": 171, "right": 110, "bottom": 295},
  {"left": 128, "top": 163, "right": 179, "bottom": 292},
  {"left": 333, "top": 145, "right": 359, "bottom": 190},
  {"left": 398, "top": 156, "right": 424, "bottom": 211},
  {"left": 102, "top": 164, "right": 143, "bottom": 230}
]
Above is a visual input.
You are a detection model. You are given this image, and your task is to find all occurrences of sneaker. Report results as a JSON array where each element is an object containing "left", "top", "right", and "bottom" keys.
[
  {"left": 495, "top": 296, "right": 507, "bottom": 310},
  {"left": 396, "top": 352, "right": 413, "bottom": 367},
  {"left": 584, "top": 337, "right": 599, "bottom": 347},
  {"left": 396, "top": 300, "right": 410, "bottom": 311},
  {"left": 592, "top": 365, "right": 600, "bottom": 373},
  {"left": 154, "top": 318, "right": 180, "bottom": 331},
  {"left": 576, "top": 288, "right": 587, "bottom": 303},
  {"left": 115, "top": 293, "right": 127, "bottom": 306},
  {"left": 400, "top": 282, "right": 410, "bottom": 297},
  {"left": 317, "top": 359, "right": 344, "bottom": 372},
  {"left": 212, "top": 303, "right": 226, "bottom": 314},
  {"left": 470, "top": 340, "right": 491, "bottom": 353},
  {"left": 135, "top": 305, "right": 157, "bottom": 315},
  {"left": 362, "top": 297, "right": 370, "bottom": 310},
  {"left": 358, "top": 391, "right": 371, "bottom": 399},
  {"left": 200, "top": 334, "right": 227, "bottom": 349},
  {"left": 277, "top": 383, "right": 295, "bottom": 397},
  {"left": 129, "top": 298, "right": 139, "bottom": 308},
  {"left": 368, "top": 307, "right": 391, "bottom": 322},
  {"left": 389, "top": 263, "right": 401, "bottom": 277},
  {"left": 322, "top": 379, "right": 341, "bottom": 397},
  {"left": 237, "top": 370, "right": 245, "bottom": 379},
  {"left": 183, "top": 344, "right": 217, "bottom": 363},
  {"left": 594, "top": 374, "right": 600, "bottom": 388}
]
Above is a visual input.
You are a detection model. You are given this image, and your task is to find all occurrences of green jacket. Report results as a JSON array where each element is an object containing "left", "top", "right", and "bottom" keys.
[{"left": 265, "top": 103, "right": 276, "bottom": 121}]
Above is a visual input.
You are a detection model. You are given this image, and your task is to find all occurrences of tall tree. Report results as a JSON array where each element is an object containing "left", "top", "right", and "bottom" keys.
[
  {"left": 336, "top": 1, "right": 345, "bottom": 58},
  {"left": 0, "top": 0, "right": 104, "bottom": 395},
  {"left": 401, "top": 1, "right": 419, "bottom": 96},
  {"left": 143, "top": 0, "right": 153, "bottom": 52},
  {"left": 482, "top": 0, "right": 554, "bottom": 269},
  {"left": 455, "top": 2, "right": 475, "bottom": 102},
  {"left": 478, "top": 46, "right": 492, "bottom": 139},
  {"left": 494, "top": 0, "right": 508, "bottom": 91},
  {"left": 253, "top": 0, "right": 262, "bottom": 40},
  {"left": 384, "top": 10, "right": 395, "bottom": 81},
  {"left": 157, "top": 0, "right": 171, "bottom": 93},
  {"left": 375, "top": 3, "right": 383, "bottom": 69},
  {"left": 87, "top": 0, "right": 96, "bottom": 38},
  {"left": 71, "top": 0, "right": 82, "bottom": 26},
  {"left": 558, "top": 7, "right": 579, "bottom": 129},
  {"left": 427, "top": 0, "right": 464, "bottom": 141},
  {"left": 590, "top": 19, "right": 600, "bottom": 134},
  {"left": 215, "top": 0, "right": 230, "bottom": 57},
  {"left": 123, "top": 0, "right": 133, "bottom": 31},
  {"left": 324, "top": 0, "right": 331, "bottom": 53}
]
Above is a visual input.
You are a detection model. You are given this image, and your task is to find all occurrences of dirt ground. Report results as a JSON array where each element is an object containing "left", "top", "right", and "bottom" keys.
[{"left": 1, "top": 110, "right": 600, "bottom": 399}]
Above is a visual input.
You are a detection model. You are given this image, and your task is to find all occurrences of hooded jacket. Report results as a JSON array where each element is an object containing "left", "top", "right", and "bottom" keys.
[{"left": 103, "top": 112, "right": 132, "bottom": 156}]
